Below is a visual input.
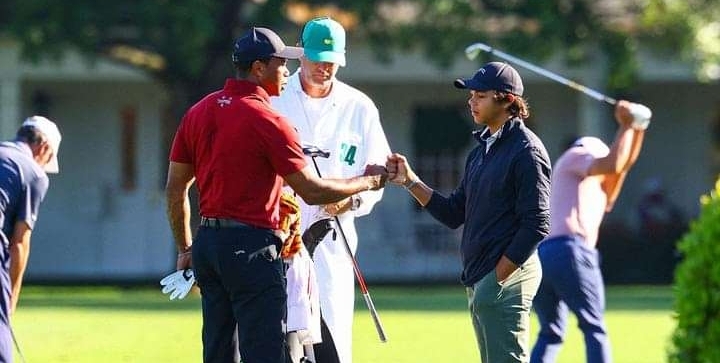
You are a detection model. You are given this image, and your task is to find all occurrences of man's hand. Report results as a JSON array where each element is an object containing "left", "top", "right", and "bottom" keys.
[
  {"left": 495, "top": 255, "right": 519, "bottom": 283},
  {"left": 387, "top": 153, "right": 432, "bottom": 206},
  {"left": 615, "top": 100, "right": 633, "bottom": 127},
  {"left": 176, "top": 249, "right": 192, "bottom": 270},
  {"left": 363, "top": 163, "right": 388, "bottom": 190},
  {"left": 386, "top": 153, "right": 418, "bottom": 187}
]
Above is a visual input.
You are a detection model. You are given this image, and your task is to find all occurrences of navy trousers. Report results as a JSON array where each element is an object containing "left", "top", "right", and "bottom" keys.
[
  {"left": 531, "top": 235, "right": 611, "bottom": 363},
  {"left": 0, "top": 241, "right": 11, "bottom": 363},
  {"left": 192, "top": 225, "right": 287, "bottom": 363},
  {"left": 312, "top": 318, "right": 340, "bottom": 363}
]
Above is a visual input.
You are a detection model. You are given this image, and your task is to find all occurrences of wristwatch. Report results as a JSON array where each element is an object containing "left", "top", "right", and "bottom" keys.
[{"left": 350, "top": 195, "right": 363, "bottom": 211}]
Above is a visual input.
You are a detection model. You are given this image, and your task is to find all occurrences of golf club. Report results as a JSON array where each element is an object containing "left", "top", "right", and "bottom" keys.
[
  {"left": 301, "top": 145, "right": 388, "bottom": 343},
  {"left": 11, "top": 325, "right": 26, "bottom": 363},
  {"left": 465, "top": 42, "right": 618, "bottom": 105},
  {"left": 301, "top": 145, "right": 330, "bottom": 159},
  {"left": 464, "top": 42, "right": 653, "bottom": 123}
]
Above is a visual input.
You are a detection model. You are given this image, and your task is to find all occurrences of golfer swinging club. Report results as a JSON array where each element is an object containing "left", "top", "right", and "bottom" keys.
[{"left": 530, "top": 100, "right": 648, "bottom": 363}]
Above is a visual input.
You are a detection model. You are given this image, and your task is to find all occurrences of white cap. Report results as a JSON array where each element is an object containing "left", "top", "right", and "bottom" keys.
[{"left": 22, "top": 116, "right": 62, "bottom": 173}]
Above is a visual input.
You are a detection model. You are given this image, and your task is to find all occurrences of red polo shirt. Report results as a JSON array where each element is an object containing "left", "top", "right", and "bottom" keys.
[{"left": 169, "top": 79, "right": 306, "bottom": 229}]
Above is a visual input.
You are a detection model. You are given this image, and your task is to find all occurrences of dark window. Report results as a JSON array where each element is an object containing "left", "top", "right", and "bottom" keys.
[
  {"left": 412, "top": 105, "right": 471, "bottom": 196},
  {"left": 121, "top": 106, "right": 137, "bottom": 191},
  {"left": 411, "top": 105, "right": 472, "bottom": 254}
]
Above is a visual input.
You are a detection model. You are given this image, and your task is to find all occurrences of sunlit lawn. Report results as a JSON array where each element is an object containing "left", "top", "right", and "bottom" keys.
[{"left": 11, "top": 285, "right": 674, "bottom": 362}]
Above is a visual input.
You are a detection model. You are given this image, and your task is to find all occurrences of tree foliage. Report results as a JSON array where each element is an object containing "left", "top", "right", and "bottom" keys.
[
  {"left": 357, "top": 0, "right": 720, "bottom": 90},
  {"left": 669, "top": 177, "right": 720, "bottom": 363},
  {"left": 0, "top": 0, "right": 718, "bottom": 105},
  {"left": 642, "top": 0, "right": 720, "bottom": 81}
]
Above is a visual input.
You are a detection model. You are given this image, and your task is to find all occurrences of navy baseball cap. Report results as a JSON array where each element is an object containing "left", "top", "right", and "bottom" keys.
[
  {"left": 454, "top": 62, "right": 524, "bottom": 96},
  {"left": 232, "top": 27, "right": 303, "bottom": 63}
]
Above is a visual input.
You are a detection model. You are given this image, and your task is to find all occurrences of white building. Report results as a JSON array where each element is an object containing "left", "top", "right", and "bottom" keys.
[
  {"left": 0, "top": 39, "right": 173, "bottom": 281},
  {"left": 1, "top": 38, "right": 717, "bottom": 282}
]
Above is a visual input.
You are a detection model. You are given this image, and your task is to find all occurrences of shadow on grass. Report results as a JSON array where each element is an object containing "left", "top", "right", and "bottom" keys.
[
  {"left": 20, "top": 285, "right": 202, "bottom": 311},
  {"left": 364, "top": 285, "right": 674, "bottom": 312},
  {"left": 18, "top": 284, "right": 673, "bottom": 313}
]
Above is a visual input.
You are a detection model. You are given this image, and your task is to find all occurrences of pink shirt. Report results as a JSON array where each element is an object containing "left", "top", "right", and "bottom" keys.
[{"left": 548, "top": 137, "right": 610, "bottom": 248}]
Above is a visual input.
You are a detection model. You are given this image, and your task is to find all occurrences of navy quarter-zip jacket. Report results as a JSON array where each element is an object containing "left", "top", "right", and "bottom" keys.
[{"left": 425, "top": 118, "right": 551, "bottom": 286}]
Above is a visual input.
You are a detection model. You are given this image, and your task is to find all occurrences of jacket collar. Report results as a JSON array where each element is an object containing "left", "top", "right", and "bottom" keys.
[{"left": 472, "top": 117, "right": 523, "bottom": 144}]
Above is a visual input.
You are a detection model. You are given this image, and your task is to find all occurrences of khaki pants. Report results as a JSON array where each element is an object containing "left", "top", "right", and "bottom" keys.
[{"left": 467, "top": 253, "right": 542, "bottom": 363}]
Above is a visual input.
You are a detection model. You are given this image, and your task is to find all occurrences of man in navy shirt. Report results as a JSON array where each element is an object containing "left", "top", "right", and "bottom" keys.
[
  {"left": 0, "top": 116, "right": 61, "bottom": 362},
  {"left": 387, "top": 62, "right": 551, "bottom": 363}
]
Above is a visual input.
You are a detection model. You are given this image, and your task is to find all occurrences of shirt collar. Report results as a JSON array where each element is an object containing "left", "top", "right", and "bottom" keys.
[
  {"left": 4, "top": 140, "right": 33, "bottom": 156},
  {"left": 472, "top": 117, "right": 522, "bottom": 144},
  {"left": 288, "top": 70, "right": 302, "bottom": 93},
  {"left": 223, "top": 79, "right": 271, "bottom": 101},
  {"left": 481, "top": 127, "right": 502, "bottom": 142},
  {"left": 290, "top": 70, "right": 338, "bottom": 99}
]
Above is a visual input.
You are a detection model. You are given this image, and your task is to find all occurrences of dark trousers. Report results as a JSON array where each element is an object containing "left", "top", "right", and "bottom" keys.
[
  {"left": 312, "top": 318, "right": 340, "bottom": 363},
  {"left": 192, "top": 226, "right": 287, "bottom": 363},
  {"left": 531, "top": 235, "right": 611, "bottom": 363},
  {"left": 0, "top": 243, "right": 11, "bottom": 363}
]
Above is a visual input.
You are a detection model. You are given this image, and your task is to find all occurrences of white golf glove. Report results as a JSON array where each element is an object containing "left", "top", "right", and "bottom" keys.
[
  {"left": 160, "top": 269, "right": 196, "bottom": 300},
  {"left": 628, "top": 103, "right": 652, "bottom": 130}
]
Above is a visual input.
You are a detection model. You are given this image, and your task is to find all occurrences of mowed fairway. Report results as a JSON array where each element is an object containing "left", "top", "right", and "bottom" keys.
[{"left": 11, "top": 285, "right": 673, "bottom": 362}]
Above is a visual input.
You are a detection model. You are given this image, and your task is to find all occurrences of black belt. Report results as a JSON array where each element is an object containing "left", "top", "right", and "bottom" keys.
[{"left": 200, "top": 217, "right": 254, "bottom": 229}]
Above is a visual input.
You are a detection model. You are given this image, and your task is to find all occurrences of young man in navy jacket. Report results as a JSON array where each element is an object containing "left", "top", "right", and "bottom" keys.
[{"left": 387, "top": 62, "right": 551, "bottom": 363}]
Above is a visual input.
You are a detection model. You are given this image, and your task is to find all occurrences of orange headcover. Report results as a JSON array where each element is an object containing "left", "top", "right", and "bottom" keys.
[{"left": 278, "top": 192, "right": 303, "bottom": 259}]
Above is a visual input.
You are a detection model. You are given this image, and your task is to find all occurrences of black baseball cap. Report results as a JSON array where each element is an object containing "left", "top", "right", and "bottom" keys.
[
  {"left": 454, "top": 62, "right": 524, "bottom": 96},
  {"left": 232, "top": 27, "right": 303, "bottom": 63}
]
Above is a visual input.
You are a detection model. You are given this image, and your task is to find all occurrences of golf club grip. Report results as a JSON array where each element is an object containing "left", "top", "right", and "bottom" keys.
[{"left": 363, "top": 292, "right": 388, "bottom": 342}]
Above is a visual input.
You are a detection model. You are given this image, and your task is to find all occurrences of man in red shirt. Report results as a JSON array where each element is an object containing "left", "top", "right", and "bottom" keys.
[{"left": 165, "top": 27, "right": 387, "bottom": 363}]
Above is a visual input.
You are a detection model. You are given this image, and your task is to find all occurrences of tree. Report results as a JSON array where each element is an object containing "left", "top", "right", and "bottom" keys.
[
  {"left": 1, "top": 0, "right": 289, "bottom": 156},
  {"left": 1, "top": 0, "right": 718, "bottom": 116},
  {"left": 669, "top": 177, "right": 720, "bottom": 362},
  {"left": 356, "top": 0, "right": 720, "bottom": 89}
]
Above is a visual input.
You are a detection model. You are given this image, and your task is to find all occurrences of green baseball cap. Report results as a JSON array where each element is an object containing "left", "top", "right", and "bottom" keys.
[{"left": 301, "top": 17, "right": 346, "bottom": 67}]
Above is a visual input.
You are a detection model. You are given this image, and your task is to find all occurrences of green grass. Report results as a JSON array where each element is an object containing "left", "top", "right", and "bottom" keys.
[{"left": 11, "top": 285, "right": 674, "bottom": 362}]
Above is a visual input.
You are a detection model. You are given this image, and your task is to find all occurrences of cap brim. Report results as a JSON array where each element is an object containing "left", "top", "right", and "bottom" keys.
[
  {"left": 453, "top": 78, "right": 492, "bottom": 91},
  {"left": 304, "top": 50, "right": 346, "bottom": 67},
  {"left": 44, "top": 155, "right": 59, "bottom": 174},
  {"left": 274, "top": 46, "right": 303, "bottom": 60}
]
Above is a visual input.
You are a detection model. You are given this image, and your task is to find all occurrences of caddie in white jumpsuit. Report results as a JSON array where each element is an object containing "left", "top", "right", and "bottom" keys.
[{"left": 272, "top": 16, "right": 391, "bottom": 363}]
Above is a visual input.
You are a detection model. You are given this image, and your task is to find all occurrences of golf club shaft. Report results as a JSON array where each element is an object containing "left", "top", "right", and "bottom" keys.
[
  {"left": 11, "top": 325, "right": 26, "bottom": 363},
  {"left": 465, "top": 43, "right": 617, "bottom": 105},
  {"left": 308, "top": 157, "right": 388, "bottom": 343}
]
